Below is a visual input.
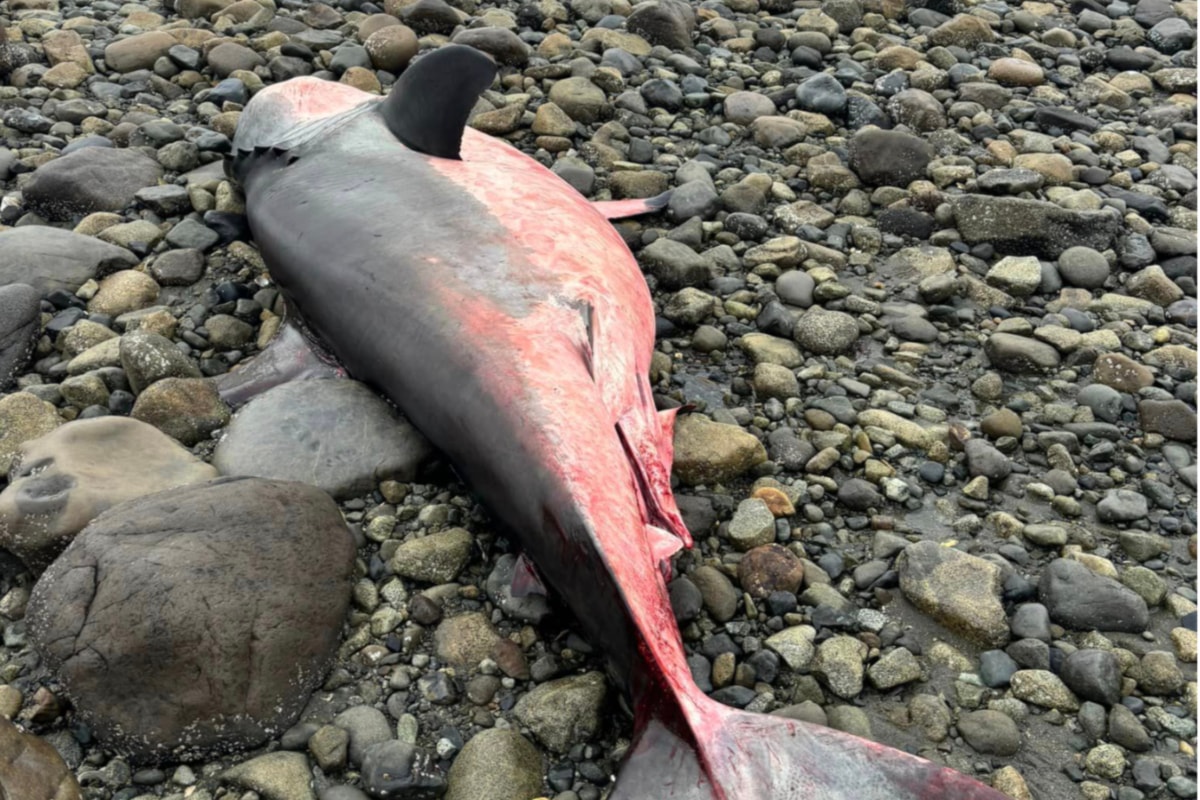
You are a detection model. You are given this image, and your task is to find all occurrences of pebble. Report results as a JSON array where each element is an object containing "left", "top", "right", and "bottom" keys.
[{"left": 0, "top": 0, "right": 1194, "bottom": 794}]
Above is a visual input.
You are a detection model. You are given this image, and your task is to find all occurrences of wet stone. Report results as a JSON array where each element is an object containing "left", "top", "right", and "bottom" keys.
[
  {"left": 1040, "top": 559, "right": 1150, "bottom": 633},
  {"left": 28, "top": 478, "right": 356, "bottom": 761},
  {"left": 213, "top": 379, "right": 432, "bottom": 500}
]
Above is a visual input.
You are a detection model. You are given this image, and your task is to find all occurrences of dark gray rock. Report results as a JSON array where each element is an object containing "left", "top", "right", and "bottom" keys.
[
  {"left": 1078, "top": 384, "right": 1123, "bottom": 423},
  {"left": 979, "top": 650, "right": 1019, "bottom": 687},
  {"left": 1148, "top": 17, "right": 1195, "bottom": 53},
  {"left": 1039, "top": 558, "right": 1150, "bottom": 633},
  {"left": 23, "top": 149, "right": 163, "bottom": 221},
  {"left": 485, "top": 554, "right": 552, "bottom": 624},
  {"left": 1061, "top": 649, "right": 1123, "bottom": 706},
  {"left": 953, "top": 195, "right": 1120, "bottom": 257},
  {"left": 1010, "top": 603, "right": 1052, "bottom": 641},
  {"left": 639, "top": 238, "right": 713, "bottom": 288},
  {"left": 0, "top": 227, "right": 138, "bottom": 295},
  {"left": 213, "top": 379, "right": 433, "bottom": 500},
  {"left": 965, "top": 438, "right": 1011, "bottom": 482},
  {"left": 626, "top": 0, "right": 696, "bottom": 49},
  {"left": 796, "top": 73, "right": 847, "bottom": 114},
  {"left": 985, "top": 332, "right": 1061, "bottom": 373},
  {"left": 362, "top": 740, "right": 445, "bottom": 799},
  {"left": 848, "top": 128, "right": 932, "bottom": 187},
  {"left": 0, "top": 283, "right": 40, "bottom": 390},
  {"left": 27, "top": 477, "right": 356, "bottom": 761},
  {"left": 451, "top": 28, "right": 531, "bottom": 66}
]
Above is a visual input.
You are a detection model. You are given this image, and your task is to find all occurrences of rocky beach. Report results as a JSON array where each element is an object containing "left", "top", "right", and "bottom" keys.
[{"left": 0, "top": 0, "right": 1196, "bottom": 797}]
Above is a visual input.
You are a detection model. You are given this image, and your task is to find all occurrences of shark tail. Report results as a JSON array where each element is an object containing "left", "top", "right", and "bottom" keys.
[{"left": 610, "top": 686, "right": 1011, "bottom": 800}]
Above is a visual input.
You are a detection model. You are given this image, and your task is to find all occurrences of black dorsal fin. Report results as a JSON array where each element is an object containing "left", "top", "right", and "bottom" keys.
[{"left": 378, "top": 45, "right": 497, "bottom": 160}]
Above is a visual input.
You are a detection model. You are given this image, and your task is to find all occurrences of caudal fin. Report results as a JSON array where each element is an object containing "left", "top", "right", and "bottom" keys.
[{"left": 611, "top": 694, "right": 1010, "bottom": 800}]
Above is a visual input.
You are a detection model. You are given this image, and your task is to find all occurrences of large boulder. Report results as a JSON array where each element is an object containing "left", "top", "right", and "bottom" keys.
[
  {"left": 213, "top": 379, "right": 433, "bottom": 499},
  {"left": 27, "top": 477, "right": 356, "bottom": 762},
  {"left": 22, "top": 149, "right": 164, "bottom": 221},
  {"left": 0, "top": 418, "right": 217, "bottom": 571},
  {"left": 0, "top": 227, "right": 138, "bottom": 295}
]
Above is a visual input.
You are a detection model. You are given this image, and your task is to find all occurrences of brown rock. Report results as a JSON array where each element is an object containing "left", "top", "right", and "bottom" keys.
[
  {"left": 1093, "top": 352, "right": 1153, "bottom": 392},
  {"left": 41, "top": 30, "right": 94, "bottom": 71},
  {"left": 364, "top": 24, "right": 418, "bottom": 71},
  {"left": 752, "top": 486, "right": 795, "bottom": 516},
  {"left": 737, "top": 544, "right": 805, "bottom": 598},
  {"left": 1139, "top": 399, "right": 1197, "bottom": 442},
  {"left": 988, "top": 57, "right": 1044, "bottom": 87},
  {"left": 0, "top": 716, "right": 81, "bottom": 800},
  {"left": 103, "top": 31, "right": 177, "bottom": 72}
]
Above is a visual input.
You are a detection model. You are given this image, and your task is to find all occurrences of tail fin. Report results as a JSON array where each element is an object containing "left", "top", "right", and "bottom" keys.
[{"left": 611, "top": 694, "right": 1010, "bottom": 800}]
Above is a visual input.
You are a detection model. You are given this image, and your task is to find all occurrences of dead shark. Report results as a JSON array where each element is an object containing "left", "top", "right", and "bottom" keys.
[{"left": 226, "top": 44, "right": 1009, "bottom": 800}]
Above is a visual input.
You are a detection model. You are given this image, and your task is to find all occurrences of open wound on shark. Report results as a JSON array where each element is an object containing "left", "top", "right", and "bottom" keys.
[{"left": 224, "top": 44, "right": 1008, "bottom": 800}]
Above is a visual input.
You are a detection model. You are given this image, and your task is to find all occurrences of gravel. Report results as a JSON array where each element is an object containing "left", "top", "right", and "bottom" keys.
[{"left": 0, "top": 0, "right": 1195, "bottom": 797}]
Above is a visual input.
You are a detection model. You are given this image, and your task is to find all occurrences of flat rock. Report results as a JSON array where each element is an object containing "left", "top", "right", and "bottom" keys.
[
  {"left": 27, "top": 477, "right": 356, "bottom": 761},
  {"left": 985, "top": 332, "right": 1061, "bottom": 373},
  {"left": 23, "top": 149, "right": 163, "bottom": 221},
  {"left": 0, "top": 418, "right": 216, "bottom": 571},
  {"left": 213, "top": 379, "right": 432, "bottom": 499},
  {"left": 898, "top": 541, "right": 1009, "bottom": 646},
  {"left": 1039, "top": 558, "right": 1150, "bottom": 633},
  {"left": 103, "top": 31, "right": 177, "bottom": 72},
  {"left": 953, "top": 195, "right": 1119, "bottom": 257},
  {"left": 0, "top": 716, "right": 81, "bottom": 800},
  {"left": 0, "top": 227, "right": 138, "bottom": 295},
  {"left": 0, "top": 283, "right": 40, "bottom": 390}
]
